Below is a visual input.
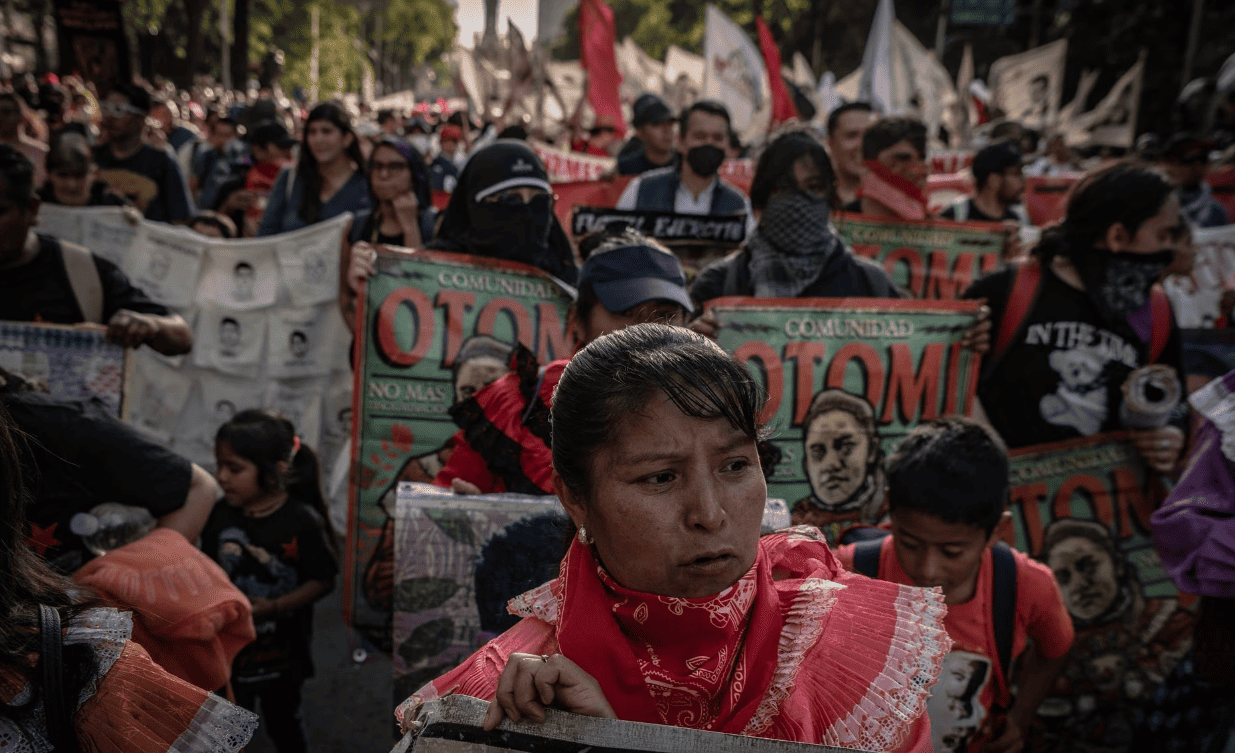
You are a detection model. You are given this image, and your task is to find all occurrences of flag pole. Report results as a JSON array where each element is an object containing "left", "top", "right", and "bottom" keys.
[
  {"left": 934, "top": 0, "right": 948, "bottom": 56},
  {"left": 220, "top": 0, "right": 231, "bottom": 91}
]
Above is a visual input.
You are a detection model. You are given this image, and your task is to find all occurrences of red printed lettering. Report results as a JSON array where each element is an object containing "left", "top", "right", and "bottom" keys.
[
  {"left": 881, "top": 342, "right": 944, "bottom": 424},
  {"left": 376, "top": 288, "right": 435, "bottom": 367},
  {"left": 734, "top": 341, "right": 783, "bottom": 424}
]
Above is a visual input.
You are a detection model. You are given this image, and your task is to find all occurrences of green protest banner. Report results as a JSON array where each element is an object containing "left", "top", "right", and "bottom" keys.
[
  {"left": 707, "top": 297, "right": 981, "bottom": 545},
  {"left": 1006, "top": 434, "right": 1195, "bottom": 751},
  {"left": 348, "top": 248, "right": 575, "bottom": 641},
  {"left": 832, "top": 212, "right": 1006, "bottom": 300}
]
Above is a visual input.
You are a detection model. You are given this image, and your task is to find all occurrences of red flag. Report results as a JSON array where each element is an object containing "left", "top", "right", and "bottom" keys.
[
  {"left": 578, "top": 0, "right": 626, "bottom": 138},
  {"left": 755, "top": 15, "right": 798, "bottom": 125}
]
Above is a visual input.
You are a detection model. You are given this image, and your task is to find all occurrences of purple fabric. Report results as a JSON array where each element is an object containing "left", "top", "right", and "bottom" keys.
[
  {"left": 1127, "top": 296, "right": 1153, "bottom": 343},
  {"left": 1151, "top": 418, "right": 1235, "bottom": 597}
]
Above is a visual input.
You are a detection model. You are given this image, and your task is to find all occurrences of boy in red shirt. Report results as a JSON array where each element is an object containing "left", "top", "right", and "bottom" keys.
[{"left": 836, "top": 417, "right": 1074, "bottom": 753}]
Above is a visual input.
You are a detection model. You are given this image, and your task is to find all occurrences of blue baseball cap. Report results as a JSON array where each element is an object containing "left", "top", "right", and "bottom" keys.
[{"left": 580, "top": 243, "right": 693, "bottom": 315}]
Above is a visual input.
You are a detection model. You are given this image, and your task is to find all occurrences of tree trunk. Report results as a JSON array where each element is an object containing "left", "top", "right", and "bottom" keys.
[
  {"left": 230, "top": 0, "right": 249, "bottom": 92},
  {"left": 183, "top": 0, "right": 207, "bottom": 88}
]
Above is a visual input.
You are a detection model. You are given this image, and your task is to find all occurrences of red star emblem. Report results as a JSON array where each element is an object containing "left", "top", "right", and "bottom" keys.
[
  {"left": 29, "top": 522, "right": 62, "bottom": 557},
  {"left": 282, "top": 537, "right": 300, "bottom": 560}
]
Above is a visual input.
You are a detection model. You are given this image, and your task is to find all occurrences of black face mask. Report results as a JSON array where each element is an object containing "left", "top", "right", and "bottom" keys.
[
  {"left": 1085, "top": 248, "right": 1175, "bottom": 321},
  {"left": 685, "top": 144, "right": 725, "bottom": 178},
  {"left": 463, "top": 193, "right": 554, "bottom": 260}
]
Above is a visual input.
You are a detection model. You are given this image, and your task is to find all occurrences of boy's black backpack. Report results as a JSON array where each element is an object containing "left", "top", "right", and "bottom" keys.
[{"left": 852, "top": 536, "right": 1018, "bottom": 679}]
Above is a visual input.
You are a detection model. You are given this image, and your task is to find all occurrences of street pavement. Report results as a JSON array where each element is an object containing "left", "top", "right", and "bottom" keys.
[{"left": 243, "top": 585, "right": 400, "bottom": 752}]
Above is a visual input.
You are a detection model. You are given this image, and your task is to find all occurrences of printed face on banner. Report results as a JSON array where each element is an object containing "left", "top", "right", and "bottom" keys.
[
  {"left": 833, "top": 213, "right": 1006, "bottom": 300},
  {"left": 124, "top": 225, "right": 205, "bottom": 308},
  {"left": 709, "top": 298, "right": 981, "bottom": 545},
  {"left": 128, "top": 349, "right": 193, "bottom": 442},
  {"left": 276, "top": 229, "right": 341, "bottom": 306},
  {"left": 927, "top": 650, "right": 992, "bottom": 753},
  {"left": 80, "top": 210, "right": 139, "bottom": 268},
  {"left": 192, "top": 307, "right": 267, "bottom": 376},
  {"left": 349, "top": 249, "right": 575, "bottom": 638},
  {"left": 1006, "top": 435, "right": 1195, "bottom": 750},
  {"left": 266, "top": 304, "right": 340, "bottom": 378},
  {"left": 196, "top": 242, "right": 279, "bottom": 310},
  {"left": 264, "top": 379, "right": 325, "bottom": 452},
  {"left": 196, "top": 371, "right": 268, "bottom": 455}
]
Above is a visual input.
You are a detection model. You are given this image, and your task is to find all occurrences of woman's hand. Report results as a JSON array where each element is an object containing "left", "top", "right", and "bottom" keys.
[
  {"left": 348, "top": 241, "right": 379, "bottom": 294},
  {"left": 1129, "top": 425, "right": 1185, "bottom": 474},
  {"left": 450, "top": 478, "right": 482, "bottom": 495},
  {"left": 960, "top": 301, "right": 992, "bottom": 355},
  {"left": 106, "top": 309, "right": 158, "bottom": 347},
  {"left": 392, "top": 192, "right": 420, "bottom": 235},
  {"left": 483, "top": 653, "right": 615, "bottom": 731}
]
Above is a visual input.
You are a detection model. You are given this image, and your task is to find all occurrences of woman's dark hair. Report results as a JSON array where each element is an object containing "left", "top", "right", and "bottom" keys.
[
  {"left": 46, "top": 131, "right": 92, "bottom": 173},
  {"left": 1032, "top": 160, "right": 1175, "bottom": 265},
  {"left": 749, "top": 130, "right": 835, "bottom": 210},
  {"left": 189, "top": 210, "right": 236, "bottom": 239},
  {"left": 296, "top": 101, "right": 366, "bottom": 224},
  {"left": 367, "top": 136, "right": 431, "bottom": 216},
  {"left": 551, "top": 323, "right": 766, "bottom": 498},
  {"left": 885, "top": 417, "right": 1009, "bottom": 536},
  {"left": 0, "top": 401, "right": 95, "bottom": 690},
  {"left": 0, "top": 143, "right": 35, "bottom": 203},
  {"left": 215, "top": 409, "right": 336, "bottom": 552}
]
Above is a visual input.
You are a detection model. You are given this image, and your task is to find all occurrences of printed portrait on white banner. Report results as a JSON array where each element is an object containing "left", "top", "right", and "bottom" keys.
[
  {"left": 196, "top": 242, "right": 280, "bottom": 310},
  {"left": 196, "top": 371, "right": 268, "bottom": 451},
  {"left": 79, "top": 210, "right": 139, "bottom": 268},
  {"left": 989, "top": 39, "right": 1066, "bottom": 132},
  {"left": 266, "top": 304, "right": 341, "bottom": 378},
  {"left": 128, "top": 351, "right": 194, "bottom": 444},
  {"left": 264, "top": 378, "right": 325, "bottom": 451},
  {"left": 276, "top": 217, "right": 347, "bottom": 306},
  {"left": 193, "top": 307, "right": 267, "bottom": 376},
  {"left": 124, "top": 225, "right": 205, "bottom": 308}
]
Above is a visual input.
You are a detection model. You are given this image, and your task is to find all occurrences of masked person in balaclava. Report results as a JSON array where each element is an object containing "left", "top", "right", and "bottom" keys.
[
  {"left": 616, "top": 100, "right": 754, "bottom": 236},
  {"left": 964, "top": 161, "right": 1187, "bottom": 474},
  {"left": 428, "top": 139, "right": 578, "bottom": 285},
  {"left": 692, "top": 131, "right": 901, "bottom": 303}
]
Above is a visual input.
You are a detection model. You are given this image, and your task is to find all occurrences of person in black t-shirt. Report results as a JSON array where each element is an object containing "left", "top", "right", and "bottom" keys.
[
  {"left": 963, "top": 161, "right": 1187, "bottom": 473},
  {"left": 202, "top": 410, "right": 337, "bottom": 753},
  {"left": 1, "top": 384, "right": 221, "bottom": 574},
  {"left": 0, "top": 144, "right": 193, "bottom": 355},
  {"left": 92, "top": 83, "right": 192, "bottom": 222}
]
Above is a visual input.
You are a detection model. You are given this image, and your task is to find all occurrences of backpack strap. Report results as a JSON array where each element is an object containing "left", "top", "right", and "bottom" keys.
[
  {"left": 40, "top": 604, "right": 78, "bottom": 752},
  {"left": 1148, "top": 285, "right": 1170, "bottom": 364},
  {"left": 56, "top": 237, "right": 105, "bottom": 324},
  {"left": 989, "top": 257, "right": 1044, "bottom": 372},
  {"left": 852, "top": 538, "right": 884, "bottom": 578},
  {"left": 990, "top": 542, "right": 1017, "bottom": 682}
]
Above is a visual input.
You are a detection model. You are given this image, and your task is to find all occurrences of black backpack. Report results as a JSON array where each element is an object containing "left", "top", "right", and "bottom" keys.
[{"left": 853, "top": 537, "right": 1019, "bottom": 679}]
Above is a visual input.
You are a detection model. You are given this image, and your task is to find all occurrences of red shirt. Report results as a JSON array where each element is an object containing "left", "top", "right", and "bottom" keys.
[{"left": 836, "top": 537, "right": 1074, "bottom": 753}]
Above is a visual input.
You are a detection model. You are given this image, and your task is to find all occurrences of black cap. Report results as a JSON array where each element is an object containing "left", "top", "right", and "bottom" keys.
[
  {"left": 248, "top": 120, "right": 297, "bottom": 148},
  {"left": 580, "top": 243, "right": 693, "bottom": 315},
  {"left": 1163, "top": 132, "right": 1213, "bottom": 163},
  {"left": 632, "top": 93, "right": 674, "bottom": 128},
  {"left": 972, "top": 140, "right": 1023, "bottom": 183},
  {"left": 470, "top": 140, "right": 552, "bottom": 201}
]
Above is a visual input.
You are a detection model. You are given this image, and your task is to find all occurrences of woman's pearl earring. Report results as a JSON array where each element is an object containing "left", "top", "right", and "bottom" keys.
[{"left": 577, "top": 526, "right": 591, "bottom": 545}]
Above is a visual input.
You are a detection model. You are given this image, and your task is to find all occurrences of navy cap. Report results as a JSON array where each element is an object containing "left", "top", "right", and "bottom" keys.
[
  {"left": 632, "top": 93, "right": 674, "bottom": 128},
  {"left": 248, "top": 120, "right": 297, "bottom": 148},
  {"left": 580, "top": 243, "right": 693, "bottom": 315}
]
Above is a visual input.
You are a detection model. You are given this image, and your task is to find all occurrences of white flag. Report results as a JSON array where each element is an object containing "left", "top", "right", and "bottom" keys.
[
  {"left": 988, "top": 39, "right": 1067, "bottom": 131},
  {"left": 1064, "top": 51, "right": 1146, "bottom": 148},
  {"left": 703, "top": 4, "right": 767, "bottom": 137},
  {"left": 792, "top": 52, "right": 816, "bottom": 91},
  {"left": 858, "top": 0, "right": 896, "bottom": 114},
  {"left": 817, "top": 72, "right": 842, "bottom": 123},
  {"left": 1058, "top": 68, "right": 1099, "bottom": 125},
  {"left": 617, "top": 37, "right": 664, "bottom": 99},
  {"left": 893, "top": 21, "right": 957, "bottom": 139},
  {"left": 664, "top": 45, "right": 704, "bottom": 113}
]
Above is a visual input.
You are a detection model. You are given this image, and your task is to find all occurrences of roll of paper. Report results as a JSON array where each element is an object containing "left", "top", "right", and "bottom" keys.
[{"left": 1120, "top": 364, "right": 1182, "bottom": 429}]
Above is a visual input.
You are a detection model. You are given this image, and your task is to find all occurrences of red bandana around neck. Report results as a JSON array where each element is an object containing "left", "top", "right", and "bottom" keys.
[
  {"left": 857, "top": 158, "right": 929, "bottom": 220},
  {"left": 554, "top": 537, "right": 785, "bottom": 733}
]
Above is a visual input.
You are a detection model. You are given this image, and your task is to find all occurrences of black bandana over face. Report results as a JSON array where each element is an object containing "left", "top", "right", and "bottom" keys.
[{"left": 1082, "top": 248, "right": 1174, "bottom": 323}]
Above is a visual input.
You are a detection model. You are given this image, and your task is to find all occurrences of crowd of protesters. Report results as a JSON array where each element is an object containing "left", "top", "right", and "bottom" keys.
[{"left": 0, "top": 50, "right": 1232, "bottom": 753}]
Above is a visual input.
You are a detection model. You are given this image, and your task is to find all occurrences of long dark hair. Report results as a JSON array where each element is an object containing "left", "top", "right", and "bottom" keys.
[
  {"left": 0, "top": 400, "right": 94, "bottom": 687},
  {"left": 215, "top": 409, "right": 337, "bottom": 554},
  {"left": 1032, "top": 160, "right": 1175, "bottom": 266},
  {"left": 296, "top": 101, "right": 366, "bottom": 224},
  {"left": 749, "top": 130, "right": 835, "bottom": 210},
  {"left": 550, "top": 323, "right": 767, "bottom": 500}
]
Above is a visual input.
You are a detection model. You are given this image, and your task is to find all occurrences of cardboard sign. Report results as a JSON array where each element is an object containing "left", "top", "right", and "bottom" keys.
[
  {"left": 1161, "top": 224, "right": 1235, "bottom": 329},
  {"left": 570, "top": 206, "right": 747, "bottom": 245},
  {"left": 707, "top": 297, "right": 981, "bottom": 544},
  {"left": 832, "top": 212, "right": 1006, "bottom": 300},
  {"left": 0, "top": 321, "right": 130, "bottom": 416},
  {"left": 531, "top": 141, "right": 614, "bottom": 182},
  {"left": 1007, "top": 434, "right": 1194, "bottom": 751},
  {"left": 348, "top": 249, "right": 576, "bottom": 638},
  {"left": 396, "top": 695, "right": 861, "bottom": 753}
]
